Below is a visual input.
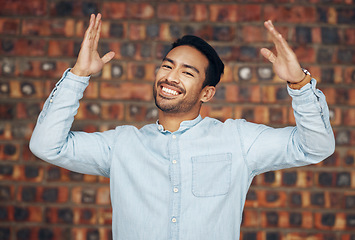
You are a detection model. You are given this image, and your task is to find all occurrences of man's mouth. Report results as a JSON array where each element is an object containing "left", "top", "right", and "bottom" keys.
[
  {"left": 162, "top": 86, "right": 179, "bottom": 96},
  {"left": 158, "top": 83, "right": 184, "bottom": 97}
]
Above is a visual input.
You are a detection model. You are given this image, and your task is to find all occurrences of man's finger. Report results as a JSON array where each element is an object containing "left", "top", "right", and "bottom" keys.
[
  {"left": 101, "top": 51, "right": 115, "bottom": 64},
  {"left": 84, "top": 14, "right": 95, "bottom": 40},
  {"left": 93, "top": 20, "right": 101, "bottom": 52},
  {"left": 260, "top": 48, "right": 276, "bottom": 63},
  {"left": 265, "top": 20, "right": 292, "bottom": 56},
  {"left": 93, "top": 13, "right": 101, "bottom": 34}
]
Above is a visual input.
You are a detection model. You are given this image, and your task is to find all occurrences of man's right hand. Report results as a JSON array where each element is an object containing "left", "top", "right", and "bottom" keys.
[{"left": 71, "top": 13, "right": 115, "bottom": 77}]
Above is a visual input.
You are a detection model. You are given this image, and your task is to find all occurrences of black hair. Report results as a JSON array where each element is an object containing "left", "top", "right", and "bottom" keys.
[{"left": 170, "top": 35, "right": 224, "bottom": 88}]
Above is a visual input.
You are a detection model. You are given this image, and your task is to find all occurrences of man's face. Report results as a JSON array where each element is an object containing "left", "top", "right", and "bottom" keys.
[{"left": 153, "top": 45, "right": 209, "bottom": 114}]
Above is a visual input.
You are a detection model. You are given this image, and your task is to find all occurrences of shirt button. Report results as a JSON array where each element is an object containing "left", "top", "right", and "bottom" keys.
[
  {"left": 49, "top": 99, "right": 53, "bottom": 103},
  {"left": 172, "top": 217, "right": 177, "bottom": 223},
  {"left": 172, "top": 135, "right": 176, "bottom": 139},
  {"left": 172, "top": 160, "right": 177, "bottom": 164},
  {"left": 173, "top": 187, "right": 179, "bottom": 193},
  {"left": 158, "top": 126, "right": 162, "bottom": 130}
]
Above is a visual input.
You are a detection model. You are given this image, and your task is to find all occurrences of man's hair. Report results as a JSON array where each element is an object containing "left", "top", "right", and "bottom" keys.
[{"left": 170, "top": 35, "right": 224, "bottom": 88}]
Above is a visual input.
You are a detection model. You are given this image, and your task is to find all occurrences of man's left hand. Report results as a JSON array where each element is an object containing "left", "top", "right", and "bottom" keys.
[{"left": 260, "top": 20, "right": 305, "bottom": 83}]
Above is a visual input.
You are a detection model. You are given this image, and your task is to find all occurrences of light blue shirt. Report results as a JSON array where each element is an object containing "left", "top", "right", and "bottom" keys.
[{"left": 30, "top": 69, "right": 335, "bottom": 240}]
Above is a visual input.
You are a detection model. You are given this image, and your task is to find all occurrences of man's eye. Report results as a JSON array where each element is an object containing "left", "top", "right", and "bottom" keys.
[
  {"left": 162, "top": 65, "right": 172, "bottom": 69},
  {"left": 184, "top": 72, "right": 194, "bottom": 77}
]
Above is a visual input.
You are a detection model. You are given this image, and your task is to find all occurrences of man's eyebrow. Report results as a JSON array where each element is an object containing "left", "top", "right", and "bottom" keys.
[{"left": 162, "top": 57, "right": 200, "bottom": 74}]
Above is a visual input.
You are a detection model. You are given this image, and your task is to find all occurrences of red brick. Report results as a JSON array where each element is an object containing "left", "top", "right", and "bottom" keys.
[
  {"left": 345, "top": 28, "right": 355, "bottom": 45},
  {"left": 79, "top": 81, "right": 97, "bottom": 99},
  {"left": 0, "top": 18, "right": 19, "bottom": 34},
  {"left": 200, "top": 105, "right": 233, "bottom": 122},
  {"left": 8, "top": 80, "right": 43, "bottom": 99},
  {"left": 126, "top": 104, "right": 150, "bottom": 122},
  {"left": 99, "top": 176, "right": 110, "bottom": 184},
  {"left": 72, "top": 187, "right": 97, "bottom": 204},
  {"left": 98, "top": 208, "right": 112, "bottom": 225},
  {"left": 128, "top": 3, "right": 154, "bottom": 20},
  {"left": 102, "top": 2, "right": 127, "bottom": 19},
  {"left": 72, "top": 227, "right": 111, "bottom": 240},
  {"left": 44, "top": 207, "right": 72, "bottom": 224},
  {"left": 188, "top": 4, "right": 208, "bottom": 22},
  {"left": 157, "top": 3, "right": 181, "bottom": 21},
  {"left": 101, "top": 102, "right": 124, "bottom": 121},
  {"left": 0, "top": 0, "right": 47, "bottom": 16},
  {"left": 264, "top": 6, "right": 317, "bottom": 23},
  {"left": 1, "top": 39, "right": 46, "bottom": 56},
  {"left": 100, "top": 82, "right": 152, "bottom": 101},
  {"left": 17, "top": 186, "right": 69, "bottom": 203},
  {"left": 314, "top": 212, "right": 346, "bottom": 230},
  {"left": 344, "top": 108, "right": 355, "bottom": 126},
  {"left": 293, "top": 46, "right": 316, "bottom": 63},
  {"left": 0, "top": 122, "right": 11, "bottom": 140},
  {"left": 344, "top": 67, "right": 355, "bottom": 84},
  {"left": 0, "top": 185, "right": 14, "bottom": 202},
  {"left": 76, "top": 102, "right": 101, "bottom": 120},
  {"left": 258, "top": 190, "right": 287, "bottom": 208},
  {"left": 348, "top": 89, "right": 355, "bottom": 105},
  {"left": 49, "top": 2, "right": 98, "bottom": 17},
  {"left": 97, "top": 187, "right": 111, "bottom": 205},
  {"left": 285, "top": 233, "right": 323, "bottom": 240},
  {"left": 158, "top": 23, "right": 174, "bottom": 41},
  {"left": 127, "top": 62, "right": 156, "bottom": 81},
  {"left": 17, "top": 165, "right": 44, "bottom": 182},
  {"left": 318, "top": 151, "right": 341, "bottom": 167},
  {"left": 0, "top": 143, "right": 20, "bottom": 161},
  {"left": 240, "top": 26, "right": 264, "bottom": 43},
  {"left": 318, "top": 87, "right": 336, "bottom": 105},
  {"left": 210, "top": 5, "right": 238, "bottom": 22},
  {"left": 98, "top": 21, "right": 111, "bottom": 39},
  {"left": 220, "top": 64, "right": 233, "bottom": 83},
  {"left": 344, "top": 149, "right": 355, "bottom": 167},
  {"left": 342, "top": 234, "right": 355, "bottom": 240},
  {"left": 48, "top": 40, "right": 75, "bottom": 57},
  {"left": 22, "top": 19, "right": 75, "bottom": 37},
  {"left": 241, "top": 209, "right": 259, "bottom": 227},
  {"left": 238, "top": 5, "right": 262, "bottom": 21},
  {"left": 75, "top": 208, "right": 97, "bottom": 224},
  {"left": 129, "top": 23, "right": 146, "bottom": 40},
  {"left": 261, "top": 86, "right": 287, "bottom": 104}
]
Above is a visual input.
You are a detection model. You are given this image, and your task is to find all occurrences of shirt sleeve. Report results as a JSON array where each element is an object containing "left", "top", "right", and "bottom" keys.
[
  {"left": 237, "top": 78, "right": 335, "bottom": 178},
  {"left": 29, "top": 69, "right": 115, "bottom": 177}
]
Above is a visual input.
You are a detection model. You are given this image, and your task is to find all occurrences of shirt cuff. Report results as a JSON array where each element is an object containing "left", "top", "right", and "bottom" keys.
[
  {"left": 66, "top": 68, "right": 91, "bottom": 83},
  {"left": 57, "top": 68, "right": 91, "bottom": 92},
  {"left": 287, "top": 78, "right": 321, "bottom": 105}
]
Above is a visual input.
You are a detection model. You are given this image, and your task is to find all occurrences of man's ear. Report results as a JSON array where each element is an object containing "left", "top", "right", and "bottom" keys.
[{"left": 200, "top": 86, "right": 216, "bottom": 103}]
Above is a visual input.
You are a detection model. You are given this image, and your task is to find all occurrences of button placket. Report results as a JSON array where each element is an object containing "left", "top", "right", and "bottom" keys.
[{"left": 168, "top": 133, "right": 181, "bottom": 240}]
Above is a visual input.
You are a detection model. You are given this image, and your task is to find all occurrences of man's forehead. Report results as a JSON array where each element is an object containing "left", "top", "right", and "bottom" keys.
[{"left": 164, "top": 45, "right": 208, "bottom": 70}]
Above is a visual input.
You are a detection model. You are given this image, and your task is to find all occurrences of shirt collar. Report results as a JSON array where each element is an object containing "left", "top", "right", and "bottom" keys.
[{"left": 156, "top": 115, "right": 203, "bottom": 134}]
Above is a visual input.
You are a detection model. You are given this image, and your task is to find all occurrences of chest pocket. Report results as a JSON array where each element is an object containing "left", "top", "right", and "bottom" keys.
[{"left": 191, "top": 153, "right": 232, "bottom": 197}]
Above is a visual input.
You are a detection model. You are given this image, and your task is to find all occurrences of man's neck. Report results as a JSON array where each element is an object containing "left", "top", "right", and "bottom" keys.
[{"left": 158, "top": 111, "right": 200, "bottom": 132}]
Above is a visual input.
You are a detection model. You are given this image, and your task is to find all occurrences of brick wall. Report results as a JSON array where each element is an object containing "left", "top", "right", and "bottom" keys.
[{"left": 0, "top": 0, "right": 355, "bottom": 239}]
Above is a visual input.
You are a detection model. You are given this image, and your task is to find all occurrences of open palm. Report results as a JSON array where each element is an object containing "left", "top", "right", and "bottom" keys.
[
  {"left": 260, "top": 20, "right": 305, "bottom": 83},
  {"left": 71, "top": 13, "right": 115, "bottom": 77}
]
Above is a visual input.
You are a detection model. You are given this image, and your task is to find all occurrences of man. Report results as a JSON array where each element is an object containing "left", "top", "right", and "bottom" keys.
[{"left": 30, "top": 13, "right": 335, "bottom": 240}]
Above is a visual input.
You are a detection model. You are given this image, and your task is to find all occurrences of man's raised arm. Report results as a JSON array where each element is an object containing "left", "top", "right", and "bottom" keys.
[
  {"left": 240, "top": 20, "right": 335, "bottom": 175},
  {"left": 29, "top": 14, "right": 116, "bottom": 176}
]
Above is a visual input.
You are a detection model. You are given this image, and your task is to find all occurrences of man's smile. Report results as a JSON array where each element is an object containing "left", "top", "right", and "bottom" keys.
[{"left": 158, "top": 83, "right": 184, "bottom": 98}]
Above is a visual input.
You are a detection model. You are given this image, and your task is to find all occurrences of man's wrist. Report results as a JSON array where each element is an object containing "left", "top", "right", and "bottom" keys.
[
  {"left": 287, "top": 68, "right": 312, "bottom": 90},
  {"left": 70, "top": 67, "right": 90, "bottom": 77}
]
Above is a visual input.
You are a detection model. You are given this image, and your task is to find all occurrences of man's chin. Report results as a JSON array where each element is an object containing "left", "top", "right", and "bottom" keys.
[{"left": 155, "top": 102, "right": 179, "bottom": 113}]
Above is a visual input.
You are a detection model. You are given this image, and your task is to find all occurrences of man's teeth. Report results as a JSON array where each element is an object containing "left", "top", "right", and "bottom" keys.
[{"left": 162, "top": 87, "right": 179, "bottom": 96}]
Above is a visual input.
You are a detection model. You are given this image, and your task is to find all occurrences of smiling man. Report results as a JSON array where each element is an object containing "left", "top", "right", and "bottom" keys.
[{"left": 30, "top": 14, "right": 335, "bottom": 240}]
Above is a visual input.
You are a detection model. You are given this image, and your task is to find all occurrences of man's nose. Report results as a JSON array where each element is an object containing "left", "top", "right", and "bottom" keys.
[{"left": 166, "top": 69, "right": 180, "bottom": 83}]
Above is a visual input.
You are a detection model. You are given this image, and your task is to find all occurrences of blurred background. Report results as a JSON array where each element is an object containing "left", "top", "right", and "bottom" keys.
[{"left": 0, "top": 0, "right": 355, "bottom": 239}]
